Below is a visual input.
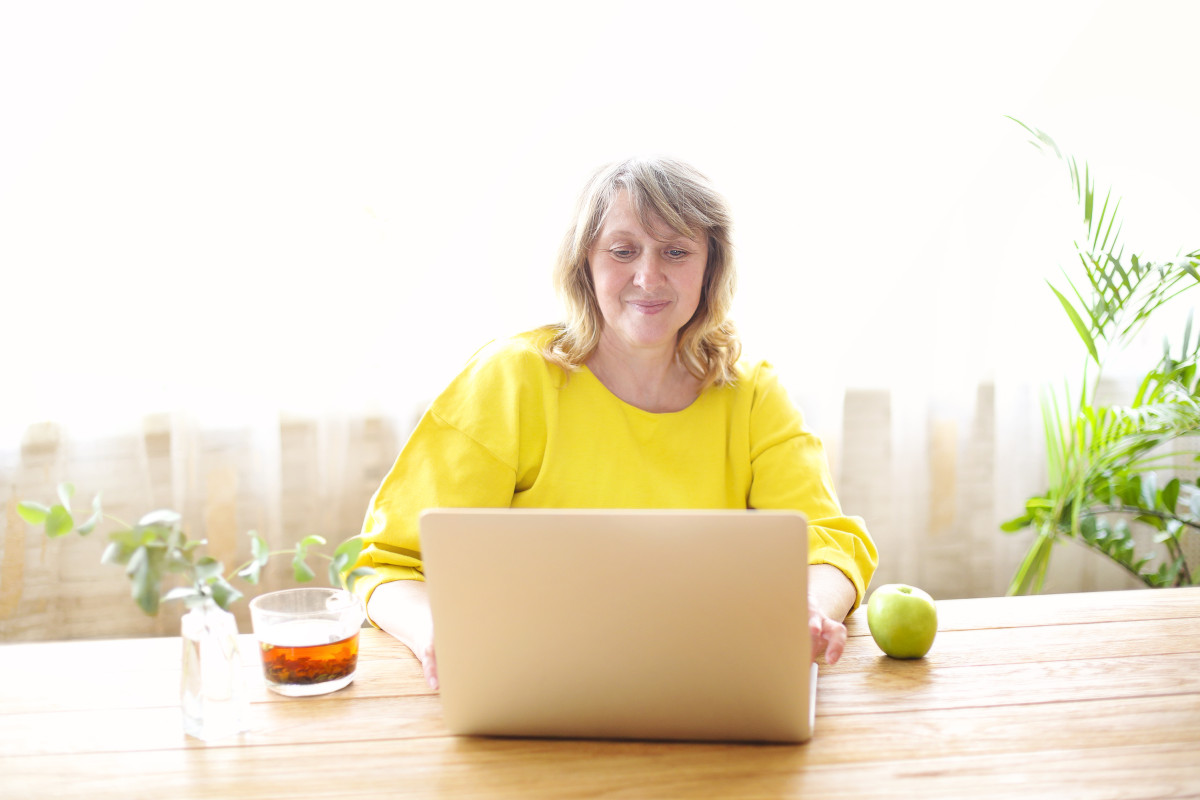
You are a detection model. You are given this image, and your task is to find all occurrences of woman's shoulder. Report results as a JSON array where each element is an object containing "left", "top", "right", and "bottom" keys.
[
  {"left": 432, "top": 329, "right": 562, "bottom": 422},
  {"left": 453, "top": 327, "right": 564, "bottom": 387},
  {"left": 466, "top": 327, "right": 557, "bottom": 368},
  {"left": 723, "top": 354, "right": 800, "bottom": 418},
  {"left": 730, "top": 352, "right": 779, "bottom": 389}
]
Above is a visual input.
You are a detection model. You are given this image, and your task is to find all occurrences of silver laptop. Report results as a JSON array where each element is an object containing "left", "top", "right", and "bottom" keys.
[{"left": 420, "top": 508, "right": 817, "bottom": 743}]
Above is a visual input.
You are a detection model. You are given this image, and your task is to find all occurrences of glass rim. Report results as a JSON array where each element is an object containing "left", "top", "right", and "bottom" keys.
[{"left": 248, "top": 586, "right": 361, "bottom": 614}]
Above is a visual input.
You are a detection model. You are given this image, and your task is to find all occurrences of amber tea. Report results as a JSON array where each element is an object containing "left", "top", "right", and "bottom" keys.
[{"left": 259, "top": 620, "right": 359, "bottom": 693}]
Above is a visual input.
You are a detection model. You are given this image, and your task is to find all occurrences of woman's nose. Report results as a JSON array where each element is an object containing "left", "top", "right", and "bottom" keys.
[{"left": 632, "top": 253, "right": 667, "bottom": 290}]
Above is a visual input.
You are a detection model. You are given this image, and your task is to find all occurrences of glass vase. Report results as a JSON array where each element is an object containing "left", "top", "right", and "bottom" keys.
[{"left": 180, "top": 598, "right": 249, "bottom": 741}]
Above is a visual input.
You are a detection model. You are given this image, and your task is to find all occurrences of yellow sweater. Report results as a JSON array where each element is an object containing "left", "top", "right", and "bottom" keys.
[{"left": 354, "top": 329, "right": 877, "bottom": 609}]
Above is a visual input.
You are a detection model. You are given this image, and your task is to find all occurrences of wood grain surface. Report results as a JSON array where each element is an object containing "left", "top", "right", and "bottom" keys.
[{"left": 1, "top": 587, "right": 1198, "bottom": 799}]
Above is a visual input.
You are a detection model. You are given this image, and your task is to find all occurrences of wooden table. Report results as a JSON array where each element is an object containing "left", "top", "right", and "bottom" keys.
[{"left": 1, "top": 587, "right": 1198, "bottom": 799}]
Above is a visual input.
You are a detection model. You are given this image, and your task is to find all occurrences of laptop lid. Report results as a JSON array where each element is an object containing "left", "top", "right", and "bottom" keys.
[{"left": 420, "top": 508, "right": 816, "bottom": 743}]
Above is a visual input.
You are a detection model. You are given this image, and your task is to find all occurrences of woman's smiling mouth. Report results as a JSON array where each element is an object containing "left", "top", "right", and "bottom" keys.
[{"left": 628, "top": 299, "right": 670, "bottom": 314}]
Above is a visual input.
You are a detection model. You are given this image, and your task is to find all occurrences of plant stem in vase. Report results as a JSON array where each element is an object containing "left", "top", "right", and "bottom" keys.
[{"left": 180, "top": 599, "right": 249, "bottom": 741}]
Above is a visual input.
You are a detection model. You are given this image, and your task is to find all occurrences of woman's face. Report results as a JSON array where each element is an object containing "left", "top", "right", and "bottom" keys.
[{"left": 588, "top": 192, "right": 708, "bottom": 357}]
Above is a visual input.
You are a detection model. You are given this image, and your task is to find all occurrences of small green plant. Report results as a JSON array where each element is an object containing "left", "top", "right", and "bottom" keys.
[
  {"left": 1001, "top": 120, "right": 1200, "bottom": 593},
  {"left": 18, "top": 482, "right": 374, "bottom": 614}
]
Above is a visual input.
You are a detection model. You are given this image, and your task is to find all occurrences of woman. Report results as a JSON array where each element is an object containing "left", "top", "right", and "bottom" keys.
[{"left": 353, "top": 157, "right": 877, "bottom": 690}]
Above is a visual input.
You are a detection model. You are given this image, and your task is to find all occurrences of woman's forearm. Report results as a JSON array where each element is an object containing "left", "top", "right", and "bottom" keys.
[
  {"left": 368, "top": 579, "right": 439, "bottom": 688},
  {"left": 808, "top": 563, "right": 857, "bottom": 622}
]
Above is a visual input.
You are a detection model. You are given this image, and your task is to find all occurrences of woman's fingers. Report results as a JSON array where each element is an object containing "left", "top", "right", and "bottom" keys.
[
  {"left": 822, "top": 617, "right": 847, "bottom": 664},
  {"left": 809, "top": 610, "right": 847, "bottom": 665},
  {"left": 420, "top": 644, "right": 439, "bottom": 690}
]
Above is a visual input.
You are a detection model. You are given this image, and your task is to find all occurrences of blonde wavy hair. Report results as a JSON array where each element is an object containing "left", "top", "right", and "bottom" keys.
[{"left": 543, "top": 157, "right": 741, "bottom": 388}]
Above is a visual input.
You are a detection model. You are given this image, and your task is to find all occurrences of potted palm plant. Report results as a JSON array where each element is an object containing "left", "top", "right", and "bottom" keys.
[{"left": 1002, "top": 120, "right": 1200, "bottom": 594}]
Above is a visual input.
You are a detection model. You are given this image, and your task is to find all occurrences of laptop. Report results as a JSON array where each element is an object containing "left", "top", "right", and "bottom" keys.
[{"left": 419, "top": 508, "right": 817, "bottom": 743}]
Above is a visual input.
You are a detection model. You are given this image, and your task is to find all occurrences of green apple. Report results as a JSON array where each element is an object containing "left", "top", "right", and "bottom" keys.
[{"left": 866, "top": 584, "right": 938, "bottom": 659}]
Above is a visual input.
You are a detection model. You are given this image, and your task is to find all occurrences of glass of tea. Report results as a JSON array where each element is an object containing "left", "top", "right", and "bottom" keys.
[{"left": 249, "top": 588, "right": 366, "bottom": 696}]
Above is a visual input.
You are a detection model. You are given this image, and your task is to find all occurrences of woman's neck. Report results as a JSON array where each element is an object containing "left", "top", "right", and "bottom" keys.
[{"left": 586, "top": 336, "right": 702, "bottom": 413}]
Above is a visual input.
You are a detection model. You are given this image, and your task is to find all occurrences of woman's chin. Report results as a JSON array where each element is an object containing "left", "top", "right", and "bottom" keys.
[{"left": 620, "top": 330, "right": 680, "bottom": 352}]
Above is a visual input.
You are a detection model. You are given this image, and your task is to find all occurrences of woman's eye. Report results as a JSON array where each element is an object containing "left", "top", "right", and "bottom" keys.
[
  {"left": 609, "top": 247, "right": 637, "bottom": 260},
  {"left": 666, "top": 248, "right": 689, "bottom": 259}
]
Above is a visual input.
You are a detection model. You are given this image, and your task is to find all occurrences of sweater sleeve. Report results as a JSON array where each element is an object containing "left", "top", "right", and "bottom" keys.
[
  {"left": 350, "top": 336, "right": 551, "bottom": 621},
  {"left": 745, "top": 363, "right": 878, "bottom": 608},
  {"left": 351, "top": 409, "right": 517, "bottom": 620}
]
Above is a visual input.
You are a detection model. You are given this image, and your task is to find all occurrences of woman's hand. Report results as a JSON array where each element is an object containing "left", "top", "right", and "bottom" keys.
[
  {"left": 808, "top": 605, "right": 848, "bottom": 664},
  {"left": 807, "top": 564, "right": 857, "bottom": 665},
  {"left": 414, "top": 641, "right": 439, "bottom": 690},
  {"left": 367, "top": 579, "right": 440, "bottom": 690}
]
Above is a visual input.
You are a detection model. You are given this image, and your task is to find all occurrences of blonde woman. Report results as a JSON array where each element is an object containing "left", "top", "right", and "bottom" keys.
[{"left": 355, "top": 157, "right": 877, "bottom": 690}]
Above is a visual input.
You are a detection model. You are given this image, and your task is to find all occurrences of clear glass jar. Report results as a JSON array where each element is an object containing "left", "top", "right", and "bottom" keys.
[{"left": 180, "top": 598, "right": 249, "bottom": 741}]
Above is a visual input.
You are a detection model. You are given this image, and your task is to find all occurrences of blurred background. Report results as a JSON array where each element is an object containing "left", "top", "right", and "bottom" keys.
[{"left": 3, "top": 0, "right": 1198, "bottom": 639}]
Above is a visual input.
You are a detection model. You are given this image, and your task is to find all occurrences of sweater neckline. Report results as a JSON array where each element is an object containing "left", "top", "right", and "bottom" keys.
[{"left": 579, "top": 364, "right": 709, "bottom": 418}]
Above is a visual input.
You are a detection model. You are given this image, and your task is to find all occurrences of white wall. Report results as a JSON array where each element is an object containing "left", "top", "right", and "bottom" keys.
[
  {"left": 4, "top": 1, "right": 1196, "bottom": 425},
  {"left": 2, "top": 1, "right": 1198, "bottom": 605}
]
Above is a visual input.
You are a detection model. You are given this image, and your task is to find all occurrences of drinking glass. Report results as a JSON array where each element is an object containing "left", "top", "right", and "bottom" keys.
[{"left": 249, "top": 587, "right": 366, "bottom": 696}]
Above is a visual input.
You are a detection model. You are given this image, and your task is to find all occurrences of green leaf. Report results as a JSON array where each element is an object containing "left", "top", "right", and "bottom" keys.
[
  {"left": 293, "top": 556, "right": 316, "bottom": 583},
  {"left": 330, "top": 541, "right": 366, "bottom": 586},
  {"left": 250, "top": 532, "right": 270, "bottom": 564},
  {"left": 1006, "top": 116, "right": 1059, "bottom": 156},
  {"left": 290, "top": 535, "right": 326, "bottom": 581},
  {"left": 138, "top": 509, "right": 182, "bottom": 528},
  {"left": 1079, "top": 516, "right": 1099, "bottom": 541},
  {"left": 1152, "top": 529, "right": 1176, "bottom": 544},
  {"left": 163, "top": 587, "right": 202, "bottom": 605},
  {"left": 1000, "top": 515, "right": 1032, "bottom": 533},
  {"left": 76, "top": 494, "right": 103, "bottom": 536},
  {"left": 235, "top": 531, "right": 271, "bottom": 583},
  {"left": 127, "top": 547, "right": 160, "bottom": 615},
  {"left": 125, "top": 545, "right": 148, "bottom": 578},
  {"left": 1140, "top": 472, "right": 1158, "bottom": 509},
  {"left": 237, "top": 560, "right": 263, "bottom": 584},
  {"left": 194, "top": 557, "right": 223, "bottom": 582},
  {"left": 16, "top": 501, "right": 50, "bottom": 525},
  {"left": 333, "top": 537, "right": 364, "bottom": 561},
  {"left": 1083, "top": 163, "right": 1095, "bottom": 231},
  {"left": 1068, "top": 155, "right": 1082, "bottom": 201},
  {"left": 1135, "top": 514, "right": 1167, "bottom": 532},
  {"left": 330, "top": 537, "right": 366, "bottom": 584},
  {"left": 1162, "top": 478, "right": 1181, "bottom": 513},
  {"left": 162, "top": 524, "right": 186, "bottom": 551},
  {"left": 1118, "top": 475, "right": 1143, "bottom": 507},
  {"left": 75, "top": 511, "right": 101, "bottom": 536},
  {"left": 1108, "top": 251, "right": 1132, "bottom": 292},
  {"left": 101, "top": 539, "right": 133, "bottom": 566},
  {"left": 342, "top": 566, "right": 375, "bottom": 594},
  {"left": 1098, "top": 195, "right": 1122, "bottom": 253},
  {"left": 45, "top": 505, "right": 74, "bottom": 538},
  {"left": 167, "top": 544, "right": 194, "bottom": 573},
  {"left": 57, "top": 483, "right": 75, "bottom": 511},
  {"left": 207, "top": 576, "right": 243, "bottom": 610},
  {"left": 1049, "top": 281, "right": 1100, "bottom": 363}
]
